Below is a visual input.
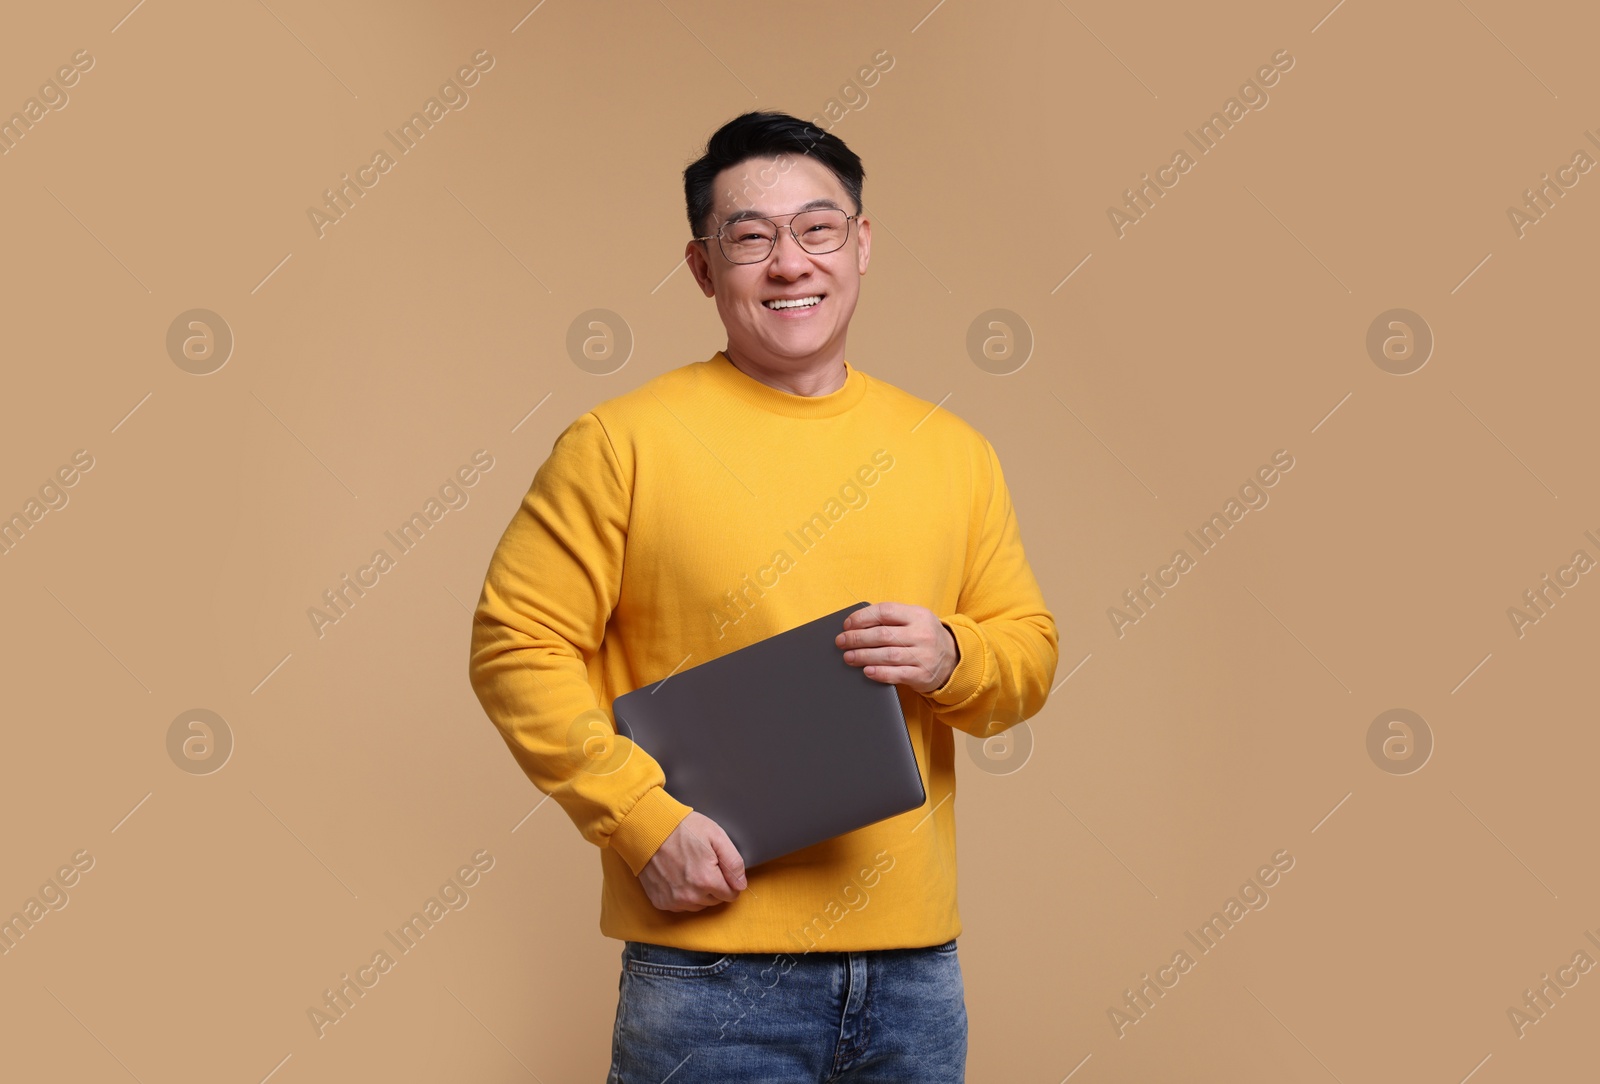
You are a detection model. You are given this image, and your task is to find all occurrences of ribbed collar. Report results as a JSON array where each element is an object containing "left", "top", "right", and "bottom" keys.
[{"left": 704, "top": 350, "right": 867, "bottom": 419}]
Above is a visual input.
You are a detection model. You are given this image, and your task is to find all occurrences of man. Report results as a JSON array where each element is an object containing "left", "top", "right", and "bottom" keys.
[{"left": 468, "top": 110, "right": 1058, "bottom": 1083}]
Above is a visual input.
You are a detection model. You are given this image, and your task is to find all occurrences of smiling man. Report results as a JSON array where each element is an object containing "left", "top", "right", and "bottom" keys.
[{"left": 468, "top": 110, "right": 1058, "bottom": 1083}]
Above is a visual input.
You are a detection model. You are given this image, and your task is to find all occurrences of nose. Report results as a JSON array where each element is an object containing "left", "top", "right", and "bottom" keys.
[{"left": 766, "top": 224, "right": 813, "bottom": 275}]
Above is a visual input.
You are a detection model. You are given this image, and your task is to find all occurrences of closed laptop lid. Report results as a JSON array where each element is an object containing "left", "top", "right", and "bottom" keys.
[{"left": 610, "top": 601, "right": 927, "bottom": 870}]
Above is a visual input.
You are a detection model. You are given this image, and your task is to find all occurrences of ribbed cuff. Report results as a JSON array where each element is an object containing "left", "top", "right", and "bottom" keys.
[
  {"left": 609, "top": 785, "right": 695, "bottom": 876},
  {"left": 928, "top": 614, "right": 986, "bottom": 707}
]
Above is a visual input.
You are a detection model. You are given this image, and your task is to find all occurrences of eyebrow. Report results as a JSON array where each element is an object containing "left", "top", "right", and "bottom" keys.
[{"left": 718, "top": 198, "right": 843, "bottom": 226}]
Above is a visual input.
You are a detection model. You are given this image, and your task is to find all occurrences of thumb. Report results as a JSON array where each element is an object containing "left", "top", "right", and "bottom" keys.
[{"left": 707, "top": 827, "right": 747, "bottom": 890}]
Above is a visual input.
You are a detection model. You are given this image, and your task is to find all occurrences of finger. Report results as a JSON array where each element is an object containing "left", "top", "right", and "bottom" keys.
[
  {"left": 843, "top": 645, "right": 913, "bottom": 667},
  {"left": 842, "top": 602, "right": 879, "bottom": 628},
  {"left": 842, "top": 601, "right": 908, "bottom": 630},
  {"left": 706, "top": 829, "right": 748, "bottom": 892},
  {"left": 837, "top": 622, "right": 917, "bottom": 650},
  {"left": 859, "top": 664, "right": 926, "bottom": 686}
]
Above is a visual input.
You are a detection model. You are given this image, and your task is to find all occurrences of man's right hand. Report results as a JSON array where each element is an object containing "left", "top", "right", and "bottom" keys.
[{"left": 638, "top": 810, "right": 748, "bottom": 912}]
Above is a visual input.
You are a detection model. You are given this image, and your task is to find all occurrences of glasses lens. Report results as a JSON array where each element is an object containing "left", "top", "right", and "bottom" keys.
[
  {"left": 793, "top": 209, "right": 849, "bottom": 253},
  {"left": 720, "top": 218, "right": 778, "bottom": 263}
]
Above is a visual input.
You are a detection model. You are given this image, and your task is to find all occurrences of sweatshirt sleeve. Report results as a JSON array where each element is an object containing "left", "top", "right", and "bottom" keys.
[
  {"left": 925, "top": 435, "right": 1060, "bottom": 739},
  {"left": 467, "top": 411, "right": 693, "bottom": 876}
]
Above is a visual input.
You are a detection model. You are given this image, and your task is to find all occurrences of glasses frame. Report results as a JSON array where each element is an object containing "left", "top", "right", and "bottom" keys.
[{"left": 692, "top": 207, "right": 860, "bottom": 264}]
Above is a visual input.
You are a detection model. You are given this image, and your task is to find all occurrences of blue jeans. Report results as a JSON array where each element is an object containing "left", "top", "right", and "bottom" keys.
[{"left": 607, "top": 937, "right": 968, "bottom": 1083}]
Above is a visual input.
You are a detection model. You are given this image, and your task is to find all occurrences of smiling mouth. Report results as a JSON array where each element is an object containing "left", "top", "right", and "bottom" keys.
[{"left": 763, "top": 294, "right": 824, "bottom": 311}]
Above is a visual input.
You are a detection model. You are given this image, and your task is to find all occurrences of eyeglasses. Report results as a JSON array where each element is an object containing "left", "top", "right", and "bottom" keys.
[{"left": 693, "top": 207, "right": 859, "bottom": 264}]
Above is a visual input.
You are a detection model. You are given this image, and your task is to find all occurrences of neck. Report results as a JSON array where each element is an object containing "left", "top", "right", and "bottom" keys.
[{"left": 722, "top": 346, "right": 847, "bottom": 397}]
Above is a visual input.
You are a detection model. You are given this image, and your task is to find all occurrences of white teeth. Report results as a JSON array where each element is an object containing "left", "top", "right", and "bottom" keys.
[{"left": 764, "top": 295, "right": 822, "bottom": 310}]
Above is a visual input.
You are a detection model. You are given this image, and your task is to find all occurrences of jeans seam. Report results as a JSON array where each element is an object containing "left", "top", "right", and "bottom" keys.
[
  {"left": 608, "top": 971, "right": 628, "bottom": 1084},
  {"left": 623, "top": 954, "right": 735, "bottom": 978}
]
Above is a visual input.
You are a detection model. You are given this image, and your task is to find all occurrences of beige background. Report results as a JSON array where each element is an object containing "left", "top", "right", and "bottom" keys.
[{"left": 1, "top": 0, "right": 1596, "bottom": 1080}]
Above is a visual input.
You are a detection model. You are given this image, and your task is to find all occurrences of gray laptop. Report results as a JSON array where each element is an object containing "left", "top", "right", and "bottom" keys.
[{"left": 610, "top": 601, "right": 927, "bottom": 870}]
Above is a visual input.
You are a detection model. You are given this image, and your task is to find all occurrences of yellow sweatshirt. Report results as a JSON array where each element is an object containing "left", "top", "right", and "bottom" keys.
[{"left": 468, "top": 350, "right": 1058, "bottom": 954}]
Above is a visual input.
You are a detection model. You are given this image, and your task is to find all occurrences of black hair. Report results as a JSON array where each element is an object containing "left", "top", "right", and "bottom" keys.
[{"left": 683, "top": 110, "right": 865, "bottom": 241}]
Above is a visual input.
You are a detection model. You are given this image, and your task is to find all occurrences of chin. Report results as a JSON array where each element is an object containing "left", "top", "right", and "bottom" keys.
[{"left": 762, "top": 330, "right": 835, "bottom": 356}]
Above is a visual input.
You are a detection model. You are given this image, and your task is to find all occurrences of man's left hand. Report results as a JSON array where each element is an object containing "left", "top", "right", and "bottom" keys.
[{"left": 836, "top": 601, "right": 958, "bottom": 694}]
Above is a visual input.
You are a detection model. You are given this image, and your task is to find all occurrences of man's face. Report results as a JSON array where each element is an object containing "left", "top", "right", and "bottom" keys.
[{"left": 685, "top": 154, "right": 871, "bottom": 372}]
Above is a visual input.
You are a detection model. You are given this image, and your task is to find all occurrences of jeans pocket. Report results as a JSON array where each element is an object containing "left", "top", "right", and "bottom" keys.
[{"left": 623, "top": 940, "right": 736, "bottom": 977}]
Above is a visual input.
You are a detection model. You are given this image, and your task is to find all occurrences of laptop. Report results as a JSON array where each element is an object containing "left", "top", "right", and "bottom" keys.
[{"left": 610, "top": 601, "right": 927, "bottom": 870}]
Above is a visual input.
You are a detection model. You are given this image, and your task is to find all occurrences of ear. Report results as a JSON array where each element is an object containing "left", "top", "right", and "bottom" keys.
[
  {"left": 685, "top": 239, "right": 716, "bottom": 297},
  {"left": 855, "top": 215, "right": 871, "bottom": 275}
]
